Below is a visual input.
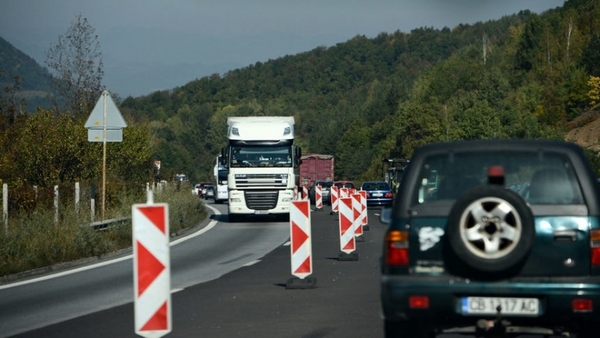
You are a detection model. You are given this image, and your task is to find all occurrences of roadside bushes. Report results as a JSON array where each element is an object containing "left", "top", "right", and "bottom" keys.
[{"left": 0, "top": 183, "right": 206, "bottom": 279}]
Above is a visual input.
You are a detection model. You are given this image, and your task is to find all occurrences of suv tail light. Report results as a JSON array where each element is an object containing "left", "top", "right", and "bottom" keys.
[
  {"left": 591, "top": 230, "right": 600, "bottom": 266},
  {"left": 572, "top": 298, "right": 593, "bottom": 312},
  {"left": 409, "top": 295, "right": 430, "bottom": 309},
  {"left": 385, "top": 230, "right": 409, "bottom": 266}
]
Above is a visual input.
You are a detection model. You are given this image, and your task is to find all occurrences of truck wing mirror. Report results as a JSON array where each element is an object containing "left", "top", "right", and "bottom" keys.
[{"left": 221, "top": 147, "right": 227, "bottom": 165}]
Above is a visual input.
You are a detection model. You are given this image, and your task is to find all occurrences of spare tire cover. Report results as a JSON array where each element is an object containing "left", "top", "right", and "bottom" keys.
[{"left": 446, "top": 185, "right": 534, "bottom": 273}]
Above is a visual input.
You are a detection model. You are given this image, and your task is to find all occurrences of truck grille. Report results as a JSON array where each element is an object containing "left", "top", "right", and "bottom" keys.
[
  {"left": 235, "top": 173, "right": 288, "bottom": 188},
  {"left": 245, "top": 191, "right": 279, "bottom": 210}
]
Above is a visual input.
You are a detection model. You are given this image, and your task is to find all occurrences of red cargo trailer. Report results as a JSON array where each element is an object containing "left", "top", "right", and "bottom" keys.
[{"left": 300, "top": 154, "right": 334, "bottom": 188}]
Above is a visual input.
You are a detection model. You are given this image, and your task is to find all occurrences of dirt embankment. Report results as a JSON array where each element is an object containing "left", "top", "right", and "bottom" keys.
[{"left": 565, "top": 105, "right": 600, "bottom": 153}]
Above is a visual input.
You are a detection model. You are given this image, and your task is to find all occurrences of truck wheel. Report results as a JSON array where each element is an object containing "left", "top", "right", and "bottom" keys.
[{"left": 446, "top": 185, "right": 534, "bottom": 274}]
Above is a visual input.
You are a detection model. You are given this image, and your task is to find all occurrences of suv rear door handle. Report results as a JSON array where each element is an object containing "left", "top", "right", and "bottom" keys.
[{"left": 553, "top": 230, "right": 578, "bottom": 242}]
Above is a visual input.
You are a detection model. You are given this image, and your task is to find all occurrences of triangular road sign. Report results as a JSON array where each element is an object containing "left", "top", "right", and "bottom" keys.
[{"left": 85, "top": 90, "right": 127, "bottom": 128}]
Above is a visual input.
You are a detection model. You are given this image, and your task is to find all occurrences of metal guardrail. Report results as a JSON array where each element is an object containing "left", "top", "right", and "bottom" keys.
[{"left": 88, "top": 217, "right": 131, "bottom": 230}]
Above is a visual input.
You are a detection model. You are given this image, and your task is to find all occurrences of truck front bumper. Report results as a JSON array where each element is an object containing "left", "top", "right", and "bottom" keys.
[{"left": 228, "top": 189, "right": 294, "bottom": 215}]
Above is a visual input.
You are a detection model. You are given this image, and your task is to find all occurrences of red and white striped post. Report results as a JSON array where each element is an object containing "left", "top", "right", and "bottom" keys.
[
  {"left": 133, "top": 195, "right": 171, "bottom": 337},
  {"left": 286, "top": 200, "right": 317, "bottom": 289},
  {"left": 359, "top": 190, "right": 369, "bottom": 231},
  {"left": 340, "top": 187, "right": 349, "bottom": 198},
  {"left": 338, "top": 197, "right": 358, "bottom": 261},
  {"left": 315, "top": 184, "right": 323, "bottom": 211},
  {"left": 294, "top": 185, "right": 299, "bottom": 200},
  {"left": 303, "top": 185, "right": 309, "bottom": 200},
  {"left": 352, "top": 193, "right": 363, "bottom": 240},
  {"left": 330, "top": 186, "right": 339, "bottom": 214}
]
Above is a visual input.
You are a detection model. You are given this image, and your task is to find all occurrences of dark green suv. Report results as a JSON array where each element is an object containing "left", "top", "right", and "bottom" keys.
[{"left": 380, "top": 140, "right": 600, "bottom": 337}]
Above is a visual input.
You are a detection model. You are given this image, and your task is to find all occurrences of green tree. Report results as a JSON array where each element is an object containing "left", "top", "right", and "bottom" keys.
[
  {"left": 16, "top": 110, "right": 91, "bottom": 186},
  {"left": 0, "top": 71, "right": 27, "bottom": 125},
  {"left": 45, "top": 14, "right": 104, "bottom": 117},
  {"left": 334, "top": 119, "right": 371, "bottom": 180}
]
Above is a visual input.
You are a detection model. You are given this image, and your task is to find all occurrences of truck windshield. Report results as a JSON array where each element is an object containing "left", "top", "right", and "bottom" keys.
[{"left": 230, "top": 145, "right": 292, "bottom": 168}]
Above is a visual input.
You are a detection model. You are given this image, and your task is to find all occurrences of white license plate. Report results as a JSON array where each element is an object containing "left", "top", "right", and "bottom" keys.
[
  {"left": 461, "top": 297, "right": 539, "bottom": 316},
  {"left": 254, "top": 210, "right": 268, "bottom": 214},
  {"left": 373, "top": 193, "right": 383, "bottom": 197}
]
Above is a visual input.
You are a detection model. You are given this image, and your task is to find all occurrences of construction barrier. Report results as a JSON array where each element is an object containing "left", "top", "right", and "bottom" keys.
[
  {"left": 359, "top": 190, "right": 369, "bottom": 230},
  {"left": 330, "top": 186, "right": 339, "bottom": 213},
  {"left": 287, "top": 200, "right": 317, "bottom": 289},
  {"left": 340, "top": 187, "right": 349, "bottom": 198},
  {"left": 315, "top": 184, "right": 323, "bottom": 210},
  {"left": 133, "top": 201, "right": 172, "bottom": 337},
  {"left": 303, "top": 185, "right": 309, "bottom": 200},
  {"left": 338, "top": 197, "right": 356, "bottom": 255},
  {"left": 294, "top": 185, "right": 299, "bottom": 200},
  {"left": 351, "top": 193, "right": 363, "bottom": 238}
]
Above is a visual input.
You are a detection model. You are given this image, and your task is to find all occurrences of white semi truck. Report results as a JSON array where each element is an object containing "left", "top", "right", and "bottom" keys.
[
  {"left": 213, "top": 155, "right": 229, "bottom": 203},
  {"left": 222, "top": 116, "right": 302, "bottom": 222}
]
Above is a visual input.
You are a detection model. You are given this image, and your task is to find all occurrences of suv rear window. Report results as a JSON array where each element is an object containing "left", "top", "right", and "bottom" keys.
[{"left": 414, "top": 150, "right": 583, "bottom": 205}]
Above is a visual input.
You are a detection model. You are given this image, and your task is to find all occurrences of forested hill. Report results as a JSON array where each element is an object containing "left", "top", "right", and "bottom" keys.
[
  {"left": 0, "top": 36, "right": 53, "bottom": 112},
  {"left": 120, "top": 0, "right": 600, "bottom": 183}
]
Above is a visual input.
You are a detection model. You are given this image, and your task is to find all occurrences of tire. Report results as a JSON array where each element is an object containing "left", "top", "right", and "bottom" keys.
[
  {"left": 384, "top": 320, "right": 432, "bottom": 338},
  {"left": 576, "top": 324, "right": 595, "bottom": 338},
  {"left": 446, "top": 185, "right": 534, "bottom": 274}
]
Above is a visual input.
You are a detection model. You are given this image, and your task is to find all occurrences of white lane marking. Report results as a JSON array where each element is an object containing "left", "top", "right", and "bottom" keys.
[{"left": 0, "top": 204, "right": 221, "bottom": 290}]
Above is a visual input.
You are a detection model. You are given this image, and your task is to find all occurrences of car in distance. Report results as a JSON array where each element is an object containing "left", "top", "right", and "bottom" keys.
[
  {"left": 380, "top": 139, "right": 600, "bottom": 338},
  {"left": 203, "top": 185, "right": 215, "bottom": 200},
  {"left": 192, "top": 183, "right": 202, "bottom": 196},
  {"left": 196, "top": 182, "right": 213, "bottom": 198},
  {"left": 308, "top": 180, "right": 334, "bottom": 205},
  {"left": 359, "top": 181, "right": 393, "bottom": 207}
]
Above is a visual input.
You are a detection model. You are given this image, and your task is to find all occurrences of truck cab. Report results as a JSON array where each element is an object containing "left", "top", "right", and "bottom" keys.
[{"left": 222, "top": 116, "right": 302, "bottom": 222}]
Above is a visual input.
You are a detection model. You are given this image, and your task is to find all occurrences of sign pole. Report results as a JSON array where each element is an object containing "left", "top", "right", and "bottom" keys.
[
  {"left": 102, "top": 91, "right": 107, "bottom": 221},
  {"left": 85, "top": 89, "right": 127, "bottom": 221}
]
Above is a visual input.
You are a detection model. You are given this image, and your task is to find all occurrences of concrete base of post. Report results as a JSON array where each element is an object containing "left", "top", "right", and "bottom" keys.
[
  {"left": 286, "top": 276, "right": 318, "bottom": 289},
  {"left": 338, "top": 252, "right": 359, "bottom": 261}
]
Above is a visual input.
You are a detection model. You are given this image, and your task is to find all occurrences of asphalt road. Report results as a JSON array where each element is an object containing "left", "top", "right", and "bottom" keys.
[
  {"left": 3, "top": 201, "right": 573, "bottom": 338},
  {"left": 5, "top": 203, "right": 386, "bottom": 338}
]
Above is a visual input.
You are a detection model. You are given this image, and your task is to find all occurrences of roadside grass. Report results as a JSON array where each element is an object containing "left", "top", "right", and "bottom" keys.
[{"left": 0, "top": 185, "right": 207, "bottom": 278}]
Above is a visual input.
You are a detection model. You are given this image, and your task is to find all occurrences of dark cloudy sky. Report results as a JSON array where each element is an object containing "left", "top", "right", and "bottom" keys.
[{"left": 0, "top": 0, "right": 565, "bottom": 97}]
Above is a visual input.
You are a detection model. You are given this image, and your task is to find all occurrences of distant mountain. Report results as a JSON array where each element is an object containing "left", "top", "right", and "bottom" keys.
[{"left": 0, "top": 36, "right": 54, "bottom": 112}]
